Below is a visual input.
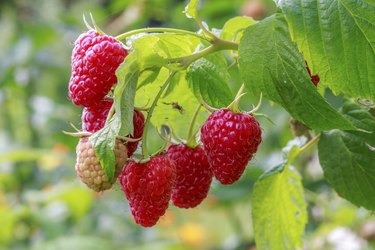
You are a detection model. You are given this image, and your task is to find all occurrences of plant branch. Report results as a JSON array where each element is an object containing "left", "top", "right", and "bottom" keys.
[
  {"left": 105, "top": 103, "right": 115, "bottom": 125},
  {"left": 299, "top": 134, "right": 321, "bottom": 155},
  {"left": 115, "top": 27, "right": 209, "bottom": 41},
  {"left": 167, "top": 39, "right": 238, "bottom": 69},
  {"left": 186, "top": 104, "right": 202, "bottom": 147},
  {"left": 141, "top": 71, "right": 176, "bottom": 157}
]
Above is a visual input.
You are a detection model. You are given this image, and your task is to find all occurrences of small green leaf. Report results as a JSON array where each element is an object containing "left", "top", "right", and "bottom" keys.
[
  {"left": 115, "top": 52, "right": 140, "bottom": 136},
  {"left": 277, "top": 0, "right": 375, "bottom": 101},
  {"left": 89, "top": 118, "right": 120, "bottom": 181},
  {"left": 187, "top": 51, "right": 233, "bottom": 108},
  {"left": 221, "top": 16, "right": 255, "bottom": 43},
  {"left": 238, "top": 14, "right": 355, "bottom": 131},
  {"left": 252, "top": 164, "right": 307, "bottom": 250},
  {"left": 184, "top": 0, "right": 200, "bottom": 19},
  {"left": 318, "top": 100, "right": 375, "bottom": 210}
]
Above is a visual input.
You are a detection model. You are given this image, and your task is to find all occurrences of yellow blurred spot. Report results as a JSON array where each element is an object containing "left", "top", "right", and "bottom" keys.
[
  {"left": 178, "top": 223, "right": 206, "bottom": 247},
  {"left": 159, "top": 210, "right": 176, "bottom": 227},
  {"left": 38, "top": 154, "right": 61, "bottom": 170},
  {"left": 52, "top": 144, "right": 70, "bottom": 154},
  {"left": 204, "top": 194, "right": 219, "bottom": 207}
]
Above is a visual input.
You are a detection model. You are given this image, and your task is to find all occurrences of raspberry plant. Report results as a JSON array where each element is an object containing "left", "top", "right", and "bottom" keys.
[{"left": 66, "top": 0, "right": 375, "bottom": 248}]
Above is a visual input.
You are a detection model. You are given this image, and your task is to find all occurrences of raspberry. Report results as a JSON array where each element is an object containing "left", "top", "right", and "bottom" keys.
[
  {"left": 75, "top": 137, "right": 128, "bottom": 192},
  {"left": 126, "top": 110, "right": 145, "bottom": 157},
  {"left": 119, "top": 155, "right": 176, "bottom": 227},
  {"left": 201, "top": 109, "right": 262, "bottom": 184},
  {"left": 82, "top": 99, "right": 113, "bottom": 132},
  {"left": 81, "top": 99, "right": 144, "bottom": 156},
  {"left": 69, "top": 30, "right": 128, "bottom": 107},
  {"left": 166, "top": 144, "right": 213, "bottom": 208}
]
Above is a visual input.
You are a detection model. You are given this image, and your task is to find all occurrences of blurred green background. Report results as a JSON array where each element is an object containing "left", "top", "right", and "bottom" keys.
[{"left": 0, "top": 0, "right": 374, "bottom": 249}]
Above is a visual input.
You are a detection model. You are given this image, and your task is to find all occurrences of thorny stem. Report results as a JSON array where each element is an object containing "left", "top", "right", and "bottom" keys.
[
  {"left": 186, "top": 104, "right": 202, "bottom": 148},
  {"left": 141, "top": 71, "right": 177, "bottom": 158},
  {"left": 115, "top": 27, "right": 210, "bottom": 42}
]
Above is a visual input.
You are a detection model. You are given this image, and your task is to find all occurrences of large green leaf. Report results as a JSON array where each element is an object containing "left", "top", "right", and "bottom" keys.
[
  {"left": 277, "top": 0, "right": 375, "bottom": 101},
  {"left": 318, "top": 100, "right": 375, "bottom": 210},
  {"left": 186, "top": 52, "right": 233, "bottom": 108},
  {"left": 153, "top": 34, "right": 200, "bottom": 59},
  {"left": 115, "top": 33, "right": 200, "bottom": 136},
  {"left": 252, "top": 164, "right": 307, "bottom": 250},
  {"left": 238, "top": 14, "right": 354, "bottom": 131},
  {"left": 135, "top": 68, "right": 207, "bottom": 139}
]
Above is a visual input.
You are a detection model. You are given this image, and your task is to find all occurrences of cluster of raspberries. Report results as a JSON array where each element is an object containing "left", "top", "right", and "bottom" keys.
[{"left": 68, "top": 30, "right": 262, "bottom": 228}]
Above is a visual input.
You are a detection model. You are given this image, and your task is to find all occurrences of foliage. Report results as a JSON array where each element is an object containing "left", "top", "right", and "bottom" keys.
[{"left": 0, "top": 0, "right": 374, "bottom": 250}]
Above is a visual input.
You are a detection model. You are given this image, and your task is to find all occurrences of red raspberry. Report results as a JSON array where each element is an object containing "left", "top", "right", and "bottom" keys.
[
  {"left": 69, "top": 30, "right": 128, "bottom": 107},
  {"left": 75, "top": 137, "right": 128, "bottom": 192},
  {"left": 81, "top": 99, "right": 144, "bottom": 157},
  {"left": 126, "top": 110, "right": 145, "bottom": 157},
  {"left": 201, "top": 109, "right": 262, "bottom": 184},
  {"left": 82, "top": 99, "right": 113, "bottom": 132},
  {"left": 166, "top": 144, "right": 213, "bottom": 208},
  {"left": 119, "top": 155, "right": 176, "bottom": 227}
]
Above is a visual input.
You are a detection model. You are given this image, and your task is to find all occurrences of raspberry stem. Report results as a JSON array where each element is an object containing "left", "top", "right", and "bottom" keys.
[
  {"left": 141, "top": 71, "right": 177, "bottom": 158},
  {"left": 186, "top": 104, "right": 202, "bottom": 148},
  {"left": 286, "top": 133, "right": 321, "bottom": 165},
  {"left": 105, "top": 103, "right": 115, "bottom": 125},
  {"left": 115, "top": 28, "right": 210, "bottom": 42},
  {"left": 298, "top": 133, "right": 321, "bottom": 155},
  {"left": 227, "top": 84, "right": 246, "bottom": 113},
  {"left": 167, "top": 38, "right": 238, "bottom": 69}
]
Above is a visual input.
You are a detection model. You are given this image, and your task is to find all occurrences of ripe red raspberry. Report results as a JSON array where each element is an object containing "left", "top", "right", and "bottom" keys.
[
  {"left": 166, "top": 144, "right": 213, "bottom": 208},
  {"left": 82, "top": 99, "right": 113, "bottom": 132},
  {"left": 69, "top": 30, "right": 128, "bottom": 107},
  {"left": 126, "top": 110, "right": 145, "bottom": 157},
  {"left": 75, "top": 137, "right": 128, "bottom": 192},
  {"left": 81, "top": 99, "right": 144, "bottom": 156},
  {"left": 119, "top": 155, "right": 176, "bottom": 227},
  {"left": 201, "top": 109, "right": 262, "bottom": 184}
]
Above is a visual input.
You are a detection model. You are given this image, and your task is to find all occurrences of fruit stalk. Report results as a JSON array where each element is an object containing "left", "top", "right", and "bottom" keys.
[
  {"left": 141, "top": 71, "right": 177, "bottom": 158},
  {"left": 186, "top": 104, "right": 202, "bottom": 148},
  {"left": 115, "top": 27, "right": 209, "bottom": 41}
]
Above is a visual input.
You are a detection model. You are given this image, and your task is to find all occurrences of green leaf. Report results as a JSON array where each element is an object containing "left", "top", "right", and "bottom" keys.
[
  {"left": 277, "top": 0, "right": 375, "bottom": 101},
  {"left": 89, "top": 118, "right": 120, "bottom": 181},
  {"left": 318, "top": 100, "right": 375, "bottom": 210},
  {"left": 135, "top": 68, "right": 208, "bottom": 139},
  {"left": 252, "top": 164, "right": 307, "bottom": 250},
  {"left": 115, "top": 52, "right": 140, "bottom": 136},
  {"left": 153, "top": 34, "right": 200, "bottom": 59},
  {"left": 221, "top": 16, "right": 255, "bottom": 43},
  {"left": 186, "top": 51, "right": 233, "bottom": 108},
  {"left": 238, "top": 14, "right": 355, "bottom": 131},
  {"left": 184, "top": 0, "right": 200, "bottom": 19},
  {"left": 115, "top": 33, "right": 200, "bottom": 136}
]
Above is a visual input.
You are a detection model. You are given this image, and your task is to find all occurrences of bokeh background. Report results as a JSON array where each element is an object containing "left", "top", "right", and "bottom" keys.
[{"left": 0, "top": 0, "right": 374, "bottom": 249}]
